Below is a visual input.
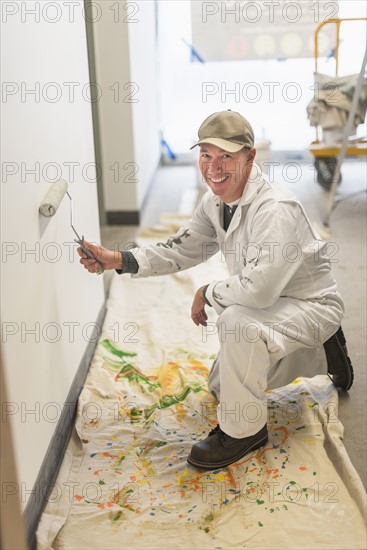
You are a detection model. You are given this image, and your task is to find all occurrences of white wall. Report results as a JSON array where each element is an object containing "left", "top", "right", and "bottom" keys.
[
  {"left": 128, "top": 0, "right": 161, "bottom": 207},
  {"left": 91, "top": 0, "right": 137, "bottom": 212},
  {"left": 1, "top": 1, "right": 105, "bottom": 507},
  {"left": 92, "top": 0, "right": 161, "bottom": 217}
]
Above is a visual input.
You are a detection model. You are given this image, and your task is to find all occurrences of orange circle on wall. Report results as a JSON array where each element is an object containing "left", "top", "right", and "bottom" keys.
[{"left": 227, "top": 34, "right": 250, "bottom": 58}]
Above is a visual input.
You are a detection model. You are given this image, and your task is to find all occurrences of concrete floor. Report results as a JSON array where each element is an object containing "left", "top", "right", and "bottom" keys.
[{"left": 101, "top": 159, "right": 366, "bottom": 489}]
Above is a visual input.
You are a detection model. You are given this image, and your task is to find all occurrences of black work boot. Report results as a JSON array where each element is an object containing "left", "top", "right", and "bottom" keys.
[
  {"left": 323, "top": 326, "right": 354, "bottom": 391},
  {"left": 187, "top": 424, "right": 268, "bottom": 470}
]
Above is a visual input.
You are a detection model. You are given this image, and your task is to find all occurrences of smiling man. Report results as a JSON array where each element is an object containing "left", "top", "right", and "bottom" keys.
[
  {"left": 78, "top": 110, "right": 353, "bottom": 470},
  {"left": 198, "top": 144, "right": 255, "bottom": 203}
]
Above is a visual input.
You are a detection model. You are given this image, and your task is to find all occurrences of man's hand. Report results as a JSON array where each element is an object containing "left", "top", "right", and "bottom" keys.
[
  {"left": 191, "top": 285, "right": 208, "bottom": 327},
  {"left": 77, "top": 241, "right": 123, "bottom": 273}
]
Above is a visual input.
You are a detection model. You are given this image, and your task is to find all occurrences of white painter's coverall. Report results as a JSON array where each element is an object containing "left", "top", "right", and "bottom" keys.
[{"left": 129, "top": 165, "right": 344, "bottom": 438}]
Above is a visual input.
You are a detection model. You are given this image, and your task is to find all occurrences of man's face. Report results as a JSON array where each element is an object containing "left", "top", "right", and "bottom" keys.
[{"left": 198, "top": 143, "right": 256, "bottom": 203}]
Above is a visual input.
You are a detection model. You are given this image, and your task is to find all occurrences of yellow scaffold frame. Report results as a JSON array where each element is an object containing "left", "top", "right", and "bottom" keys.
[{"left": 309, "top": 17, "right": 367, "bottom": 226}]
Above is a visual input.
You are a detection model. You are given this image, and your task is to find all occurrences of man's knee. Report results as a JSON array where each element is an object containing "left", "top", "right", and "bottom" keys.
[
  {"left": 218, "top": 304, "right": 252, "bottom": 324},
  {"left": 217, "top": 305, "right": 262, "bottom": 345}
]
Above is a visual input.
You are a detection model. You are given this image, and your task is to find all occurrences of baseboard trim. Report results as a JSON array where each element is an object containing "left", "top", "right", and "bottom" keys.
[
  {"left": 23, "top": 302, "right": 107, "bottom": 549},
  {"left": 106, "top": 211, "right": 140, "bottom": 225}
]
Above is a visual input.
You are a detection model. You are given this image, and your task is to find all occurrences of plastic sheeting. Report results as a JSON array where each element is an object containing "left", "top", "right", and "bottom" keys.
[
  {"left": 37, "top": 224, "right": 366, "bottom": 550},
  {"left": 307, "top": 72, "right": 367, "bottom": 133}
]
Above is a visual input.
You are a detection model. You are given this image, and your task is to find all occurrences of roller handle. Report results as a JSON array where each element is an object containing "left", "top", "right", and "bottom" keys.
[{"left": 75, "top": 236, "right": 104, "bottom": 275}]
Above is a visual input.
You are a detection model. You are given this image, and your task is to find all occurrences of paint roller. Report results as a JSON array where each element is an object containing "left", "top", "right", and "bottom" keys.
[{"left": 39, "top": 180, "right": 104, "bottom": 274}]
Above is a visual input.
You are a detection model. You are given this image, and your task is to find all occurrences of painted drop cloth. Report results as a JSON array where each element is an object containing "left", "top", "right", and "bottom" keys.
[{"left": 37, "top": 220, "right": 367, "bottom": 550}]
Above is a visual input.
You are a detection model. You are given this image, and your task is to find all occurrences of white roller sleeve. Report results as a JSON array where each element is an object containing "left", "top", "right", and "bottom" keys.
[{"left": 39, "top": 179, "right": 68, "bottom": 217}]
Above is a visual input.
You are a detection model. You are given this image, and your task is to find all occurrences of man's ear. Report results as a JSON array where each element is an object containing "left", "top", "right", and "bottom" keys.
[{"left": 248, "top": 148, "right": 256, "bottom": 162}]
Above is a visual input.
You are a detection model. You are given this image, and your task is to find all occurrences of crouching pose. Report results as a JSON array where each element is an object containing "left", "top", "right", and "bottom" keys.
[{"left": 78, "top": 110, "right": 353, "bottom": 470}]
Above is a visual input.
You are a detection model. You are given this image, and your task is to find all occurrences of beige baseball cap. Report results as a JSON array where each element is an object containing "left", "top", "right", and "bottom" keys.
[{"left": 190, "top": 109, "right": 255, "bottom": 152}]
